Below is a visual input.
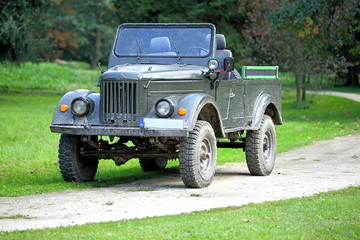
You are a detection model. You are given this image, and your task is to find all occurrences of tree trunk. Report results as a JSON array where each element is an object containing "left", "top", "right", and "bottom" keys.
[
  {"left": 295, "top": 71, "right": 302, "bottom": 105},
  {"left": 345, "top": 65, "right": 359, "bottom": 86},
  {"left": 301, "top": 74, "right": 307, "bottom": 102},
  {"left": 90, "top": 28, "right": 101, "bottom": 69}
]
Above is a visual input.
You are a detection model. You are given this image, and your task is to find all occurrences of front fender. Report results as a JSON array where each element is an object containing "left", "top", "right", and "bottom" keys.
[
  {"left": 179, "top": 94, "right": 224, "bottom": 137},
  {"left": 146, "top": 93, "right": 224, "bottom": 136},
  {"left": 51, "top": 89, "right": 100, "bottom": 126}
]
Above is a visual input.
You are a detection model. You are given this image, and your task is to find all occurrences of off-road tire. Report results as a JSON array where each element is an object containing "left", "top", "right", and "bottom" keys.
[
  {"left": 139, "top": 158, "right": 167, "bottom": 171},
  {"left": 179, "top": 120, "right": 217, "bottom": 188},
  {"left": 58, "top": 134, "right": 99, "bottom": 182},
  {"left": 245, "top": 115, "right": 276, "bottom": 176}
]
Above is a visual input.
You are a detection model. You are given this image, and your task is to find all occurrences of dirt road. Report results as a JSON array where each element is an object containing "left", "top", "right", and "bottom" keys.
[{"left": 1, "top": 132, "right": 360, "bottom": 232}]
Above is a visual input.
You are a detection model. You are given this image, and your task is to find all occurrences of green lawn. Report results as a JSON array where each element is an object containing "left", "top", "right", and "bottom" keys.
[
  {"left": 0, "top": 62, "right": 359, "bottom": 196},
  {"left": 1, "top": 187, "right": 359, "bottom": 239},
  {"left": 0, "top": 90, "right": 359, "bottom": 197},
  {"left": 0, "top": 62, "right": 99, "bottom": 93},
  {"left": 0, "top": 62, "right": 359, "bottom": 238}
]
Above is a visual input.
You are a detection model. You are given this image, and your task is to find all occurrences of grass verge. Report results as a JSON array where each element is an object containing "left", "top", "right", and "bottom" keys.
[
  {"left": 1, "top": 187, "right": 359, "bottom": 239},
  {"left": 0, "top": 62, "right": 99, "bottom": 93}
]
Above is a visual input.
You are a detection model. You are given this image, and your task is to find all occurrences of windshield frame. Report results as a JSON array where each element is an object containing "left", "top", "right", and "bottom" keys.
[{"left": 113, "top": 24, "right": 215, "bottom": 59}]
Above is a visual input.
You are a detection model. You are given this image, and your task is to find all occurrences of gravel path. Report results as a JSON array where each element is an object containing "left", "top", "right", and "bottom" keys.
[
  {"left": 1, "top": 91, "right": 359, "bottom": 232},
  {"left": 1, "top": 133, "right": 360, "bottom": 232},
  {"left": 308, "top": 90, "right": 360, "bottom": 102}
]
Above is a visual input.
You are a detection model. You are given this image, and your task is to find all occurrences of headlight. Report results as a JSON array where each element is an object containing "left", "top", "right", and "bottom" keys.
[
  {"left": 208, "top": 59, "right": 219, "bottom": 70},
  {"left": 71, "top": 97, "right": 91, "bottom": 117},
  {"left": 155, "top": 98, "right": 174, "bottom": 118}
]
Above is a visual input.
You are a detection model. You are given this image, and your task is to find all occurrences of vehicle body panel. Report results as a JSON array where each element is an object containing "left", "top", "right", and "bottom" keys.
[{"left": 51, "top": 23, "right": 282, "bottom": 139}]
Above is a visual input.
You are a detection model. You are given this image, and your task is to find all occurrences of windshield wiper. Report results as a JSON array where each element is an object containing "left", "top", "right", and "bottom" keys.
[
  {"left": 134, "top": 34, "right": 142, "bottom": 59},
  {"left": 169, "top": 35, "right": 181, "bottom": 59}
]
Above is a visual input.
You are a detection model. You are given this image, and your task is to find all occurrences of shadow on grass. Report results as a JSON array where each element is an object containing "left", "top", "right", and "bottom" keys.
[{"left": 3, "top": 164, "right": 182, "bottom": 197}]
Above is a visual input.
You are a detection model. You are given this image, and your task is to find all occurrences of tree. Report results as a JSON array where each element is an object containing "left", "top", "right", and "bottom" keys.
[
  {"left": 113, "top": 0, "right": 246, "bottom": 64},
  {"left": 271, "top": 0, "right": 360, "bottom": 88},
  {"left": 240, "top": 0, "right": 360, "bottom": 104},
  {"left": 47, "top": 0, "right": 118, "bottom": 68},
  {"left": 0, "top": 0, "right": 52, "bottom": 62}
]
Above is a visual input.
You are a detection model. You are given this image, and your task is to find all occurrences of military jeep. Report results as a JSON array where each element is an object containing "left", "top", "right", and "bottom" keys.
[{"left": 50, "top": 23, "right": 282, "bottom": 188}]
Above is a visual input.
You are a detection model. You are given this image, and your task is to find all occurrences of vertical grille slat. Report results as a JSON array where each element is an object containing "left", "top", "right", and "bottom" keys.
[
  {"left": 125, "top": 82, "right": 131, "bottom": 115},
  {"left": 101, "top": 80, "right": 138, "bottom": 125},
  {"left": 122, "top": 82, "right": 125, "bottom": 115},
  {"left": 130, "top": 82, "right": 134, "bottom": 116}
]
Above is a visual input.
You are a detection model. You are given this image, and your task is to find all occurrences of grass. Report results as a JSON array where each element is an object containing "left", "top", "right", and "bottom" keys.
[
  {"left": 1, "top": 187, "right": 359, "bottom": 239},
  {"left": 0, "top": 62, "right": 99, "bottom": 93},
  {"left": 0, "top": 62, "right": 359, "bottom": 197},
  {"left": 0, "top": 62, "right": 359, "bottom": 238},
  {"left": 0, "top": 215, "right": 33, "bottom": 220},
  {"left": 0, "top": 90, "right": 359, "bottom": 197}
]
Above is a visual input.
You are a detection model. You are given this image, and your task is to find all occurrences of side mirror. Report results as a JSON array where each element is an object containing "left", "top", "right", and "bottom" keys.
[{"left": 224, "top": 57, "right": 234, "bottom": 72}]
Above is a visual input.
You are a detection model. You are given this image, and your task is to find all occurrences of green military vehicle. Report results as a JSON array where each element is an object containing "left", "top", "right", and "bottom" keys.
[{"left": 50, "top": 23, "right": 282, "bottom": 188}]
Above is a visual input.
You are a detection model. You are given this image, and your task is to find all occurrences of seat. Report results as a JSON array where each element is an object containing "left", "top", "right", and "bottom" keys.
[
  {"left": 215, "top": 34, "right": 233, "bottom": 79},
  {"left": 149, "top": 37, "right": 176, "bottom": 56}
]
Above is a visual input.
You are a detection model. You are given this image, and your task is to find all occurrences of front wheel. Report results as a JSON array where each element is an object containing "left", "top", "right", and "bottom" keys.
[
  {"left": 58, "top": 134, "right": 99, "bottom": 182},
  {"left": 179, "top": 121, "right": 217, "bottom": 188},
  {"left": 245, "top": 115, "right": 276, "bottom": 176}
]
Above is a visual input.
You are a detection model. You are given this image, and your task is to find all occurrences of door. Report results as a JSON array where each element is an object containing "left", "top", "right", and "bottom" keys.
[{"left": 216, "top": 80, "right": 245, "bottom": 128}]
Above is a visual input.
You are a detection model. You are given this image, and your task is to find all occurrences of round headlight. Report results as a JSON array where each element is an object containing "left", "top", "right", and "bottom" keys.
[
  {"left": 208, "top": 59, "right": 219, "bottom": 70},
  {"left": 155, "top": 99, "right": 174, "bottom": 118},
  {"left": 71, "top": 97, "right": 90, "bottom": 117}
]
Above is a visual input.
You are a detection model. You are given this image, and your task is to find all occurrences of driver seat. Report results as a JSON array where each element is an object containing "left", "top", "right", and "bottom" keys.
[
  {"left": 215, "top": 34, "right": 233, "bottom": 79},
  {"left": 150, "top": 37, "right": 176, "bottom": 56}
]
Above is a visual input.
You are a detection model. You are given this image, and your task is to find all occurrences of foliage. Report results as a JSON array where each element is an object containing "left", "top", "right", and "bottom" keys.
[
  {"left": 1, "top": 0, "right": 358, "bottom": 97},
  {"left": 113, "top": 0, "right": 246, "bottom": 66},
  {"left": 270, "top": 0, "right": 360, "bottom": 87},
  {"left": 56, "top": 0, "right": 360, "bottom": 89},
  {"left": 240, "top": 0, "right": 360, "bottom": 104},
  {"left": 0, "top": 0, "right": 52, "bottom": 62},
  {"left": 45, "top": 0, "right": 119, "bottom": 68},
  {"left": 1, "top": 187, "right": 359, "bottom": 239}
]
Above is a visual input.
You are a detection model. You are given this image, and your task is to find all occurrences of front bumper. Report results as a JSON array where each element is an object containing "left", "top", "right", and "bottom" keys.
[{"left": 50, "top": 124, "right": 189, "bottom": 137}]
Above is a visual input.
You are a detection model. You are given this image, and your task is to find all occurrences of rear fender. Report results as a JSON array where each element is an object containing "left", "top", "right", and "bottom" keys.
[{"left": 251, "top": 92, "right": 282, "bottom": 129}]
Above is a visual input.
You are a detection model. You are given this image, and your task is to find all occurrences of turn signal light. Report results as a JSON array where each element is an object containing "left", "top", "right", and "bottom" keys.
[
  {"left": 60, "top": 104, "right": 69, "bottom": 112},
  {"left": 177, "top": 108, "right": 187, "bottom": 116}
]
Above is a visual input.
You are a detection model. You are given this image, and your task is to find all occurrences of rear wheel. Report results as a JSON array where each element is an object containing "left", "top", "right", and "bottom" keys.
[
  {"left": 245, "top": 115, "right": 276, "bottom": 176},
  {"left": 58, "top": 134, "right": 98, "bottom": 182},
  {"left": 179, "top": 121, "right": 217, "bottom": 188},
  {"left": 139, "top": 158, "right": 167, "bottom": 171}
]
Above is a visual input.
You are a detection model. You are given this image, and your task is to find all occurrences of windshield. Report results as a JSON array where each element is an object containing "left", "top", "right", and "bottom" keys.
[{"left": 115, "top": 26, "right": 212, "bottom": 58}]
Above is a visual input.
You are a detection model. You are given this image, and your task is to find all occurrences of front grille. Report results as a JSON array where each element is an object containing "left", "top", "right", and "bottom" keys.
[{"left": 101, "top": 80, "right": 137, "bottom": 125}]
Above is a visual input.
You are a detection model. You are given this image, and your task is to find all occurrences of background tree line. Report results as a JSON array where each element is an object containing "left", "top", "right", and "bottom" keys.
[{"left": 0, "top": 0, "right": 359, "bottom": 104}]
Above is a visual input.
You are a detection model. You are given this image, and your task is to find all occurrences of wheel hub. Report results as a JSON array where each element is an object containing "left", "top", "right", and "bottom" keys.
[
  {"left": 199, "top": 140, "right": 211, "bottom": 173},
  {"left": 263, "top": 132, "right": 271, "bottom": 160}
]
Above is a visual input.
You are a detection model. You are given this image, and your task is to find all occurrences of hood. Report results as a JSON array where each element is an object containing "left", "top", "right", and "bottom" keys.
[{"left": 100, "top": 64, "right": 209, "bottom": 81}]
